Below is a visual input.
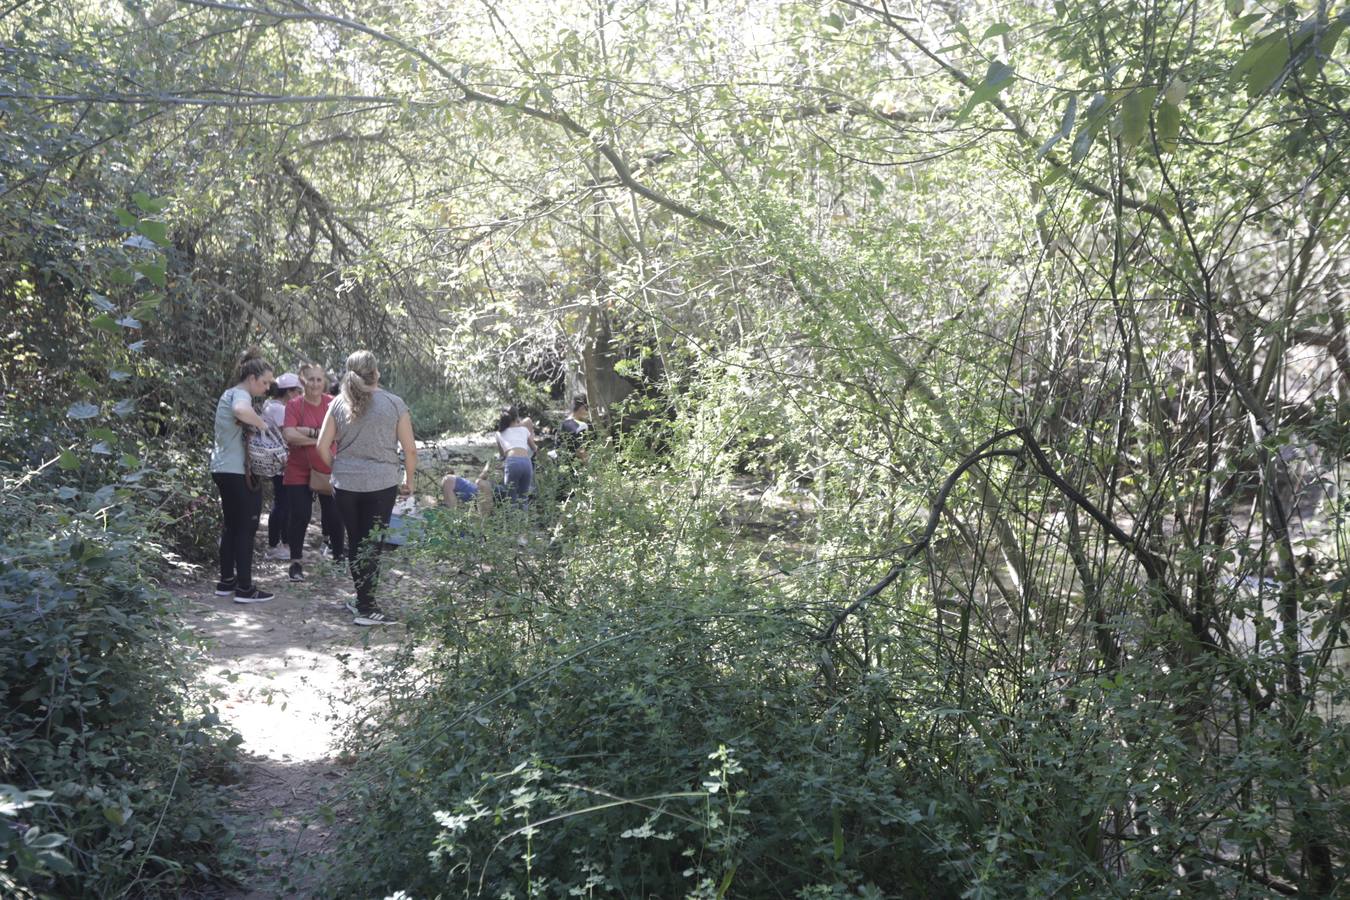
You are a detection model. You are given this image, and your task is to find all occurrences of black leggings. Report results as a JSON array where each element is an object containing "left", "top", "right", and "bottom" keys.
[
  {"left": 285, "top": 483, "right": 345, "bottom": 561},
  {"left": 267, "top": 474, "right": 289, "bottom": 547},
  {"left": 334, "top": 486, "right": 398, "bottom": 614},
  {"left": 212, "top": 472, "right": 262, "bottom": 589}
]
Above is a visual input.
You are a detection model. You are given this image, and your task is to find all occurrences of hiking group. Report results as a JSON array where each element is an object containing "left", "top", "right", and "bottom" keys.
[{"left": 208, "top": 347, "right": 591, "bottom": 626}]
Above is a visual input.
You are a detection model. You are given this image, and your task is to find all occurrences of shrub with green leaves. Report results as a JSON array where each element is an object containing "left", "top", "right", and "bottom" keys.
[
  {"left": 323, "top": 462, "right": 964, "bottom": 899},
  {"left": 326, "top": 413, "right": 1350, "bottom": 898},
  {"left": 0, "top": 488, "right": 239, "bottom": 896}
]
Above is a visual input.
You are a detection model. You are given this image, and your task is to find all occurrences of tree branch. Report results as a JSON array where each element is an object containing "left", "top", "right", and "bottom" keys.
[
  {"left": 176, "top": 0, "right": 738, "bottom": 235},
  {"left": 821, "top": 426, "right": 1268, "bottom": 709},
  {"left": 837, "top": 0, "right": 1174, "bottom": 231}
]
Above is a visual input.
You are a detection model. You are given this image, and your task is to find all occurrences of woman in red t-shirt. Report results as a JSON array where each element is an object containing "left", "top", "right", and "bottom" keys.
[{"left": 282, "top": 362, "right": 346, "bottom": 582}]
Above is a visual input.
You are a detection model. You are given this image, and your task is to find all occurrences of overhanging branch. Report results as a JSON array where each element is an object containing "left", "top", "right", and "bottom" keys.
[{"left": 821, "top": 426, "right": 1268, "bottom": 709}]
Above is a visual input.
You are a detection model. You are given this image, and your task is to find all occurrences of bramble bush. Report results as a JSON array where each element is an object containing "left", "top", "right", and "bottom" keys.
[
  {"left": 324, "top": 407, "right": 1350, "bottom": 897},
  {"left": 323, "top": 452, "right": 966, "bottom": 898},
  {"left": 0, "top": 485, "right": 240, "bottom": 897}
]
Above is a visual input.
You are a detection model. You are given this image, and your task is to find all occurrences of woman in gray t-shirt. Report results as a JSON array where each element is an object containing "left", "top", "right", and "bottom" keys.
[
  {"left": 316, "top": 350, "right": 416, "bottom": 626},
  {"left": 210, "top": 349, "right": 276, "bottom": 604}
]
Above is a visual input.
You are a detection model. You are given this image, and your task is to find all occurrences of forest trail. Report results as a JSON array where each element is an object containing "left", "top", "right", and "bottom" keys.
[
  {"left": 182, "top": 436, "right": 493, "bottom": 897},
  {"left": 180, "top": 554, "right": 397, "bottom": 898}
]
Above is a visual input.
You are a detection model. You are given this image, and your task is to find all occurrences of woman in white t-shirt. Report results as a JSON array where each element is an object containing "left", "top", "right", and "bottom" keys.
[{"left": 262, "top": 373, "right": 302, "bottom": 559}]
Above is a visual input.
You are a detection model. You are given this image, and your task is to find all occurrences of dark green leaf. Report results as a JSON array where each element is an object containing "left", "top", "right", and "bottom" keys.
[
  {"left": 132, "top": 192, "right": 168, "bottom": 213},
  {"left": 136, "top": 220, "right": 168, "bottom": 244},
  {"left": 832, "top": 809, "right": 845, "bottom": 861},
  {"left": 1245, "top": 37, "right": 1290, "bottom": 96},
  {"left": 1070, "top": 125, "right": 1094, "bottom": 164},
  {"left": 135, "top": 261, "right": 166, "bottom": 288},
  {"left": 91, "top": 313, "right": 121, "bottom": 334},
  {"left": 1157, "top": 100, "right": 1181, "bottom": 152},
  {"left": 1120, "top": 87, "right": 1157, "bottom": 147},
  {"left": 956, "top": 61, "right": 1015, "bottom": 123}
]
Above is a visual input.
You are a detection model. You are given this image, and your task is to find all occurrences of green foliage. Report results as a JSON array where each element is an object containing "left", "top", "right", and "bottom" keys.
[
  {"left": 325, "top": 467, "right": 965, "bottom": 897},
  {"left": 404, "top": 388, "right": 473, "bottom": 440},
  {"left": 0, "top": 487, "right": 240, "bottom": 896}
]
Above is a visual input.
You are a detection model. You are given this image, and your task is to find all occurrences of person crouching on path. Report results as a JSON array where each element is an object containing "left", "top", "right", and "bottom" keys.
[
  {"left": 282, "top": 362, "right": 346, "bottom": 582},
  {"left": 263, "top": 372, "right": 302, "bottom": 560},
  {"left": 316, "top": 350, "right": 416, "bottom": 626},
  {"left": 210, "top": 348, "right": 276, "bottom": 603},
  {"left": 441, "top": 463, "right": 495, "bottom": 517}
]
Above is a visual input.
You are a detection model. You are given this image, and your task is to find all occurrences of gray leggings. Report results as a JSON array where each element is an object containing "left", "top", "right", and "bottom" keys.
[{"left": 504, "top": 455, "right": 533, "bottom": 506}]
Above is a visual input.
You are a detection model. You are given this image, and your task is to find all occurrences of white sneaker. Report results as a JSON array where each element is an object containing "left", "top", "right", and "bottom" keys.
[
  {"left": 265, "top": 545, "right": 290, "bottom": 560},
  {"left": 353, "top": 610, "right": 398, "bottom": 626}
]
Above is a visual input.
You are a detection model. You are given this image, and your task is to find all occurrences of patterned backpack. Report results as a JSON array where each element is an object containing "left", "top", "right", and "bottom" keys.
[{"left": 246, "top": 423, "right": 290, "bottom": 477}]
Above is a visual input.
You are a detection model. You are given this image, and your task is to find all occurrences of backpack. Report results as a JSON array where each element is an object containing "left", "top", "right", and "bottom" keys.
[{"left": 247, "top": 423, "right": 290, "bottom": 478}]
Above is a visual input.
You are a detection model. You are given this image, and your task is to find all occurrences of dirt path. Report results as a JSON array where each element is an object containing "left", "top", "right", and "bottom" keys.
[
  {"left": 183, "top": 436, "right": 493, "bottom": 897},
  {"left": 180, "top": 553, "right": 396, "bottom": 897}
]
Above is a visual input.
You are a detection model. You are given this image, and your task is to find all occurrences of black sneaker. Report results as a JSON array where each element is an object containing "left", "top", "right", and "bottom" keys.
[
  {"left": 214, "top": 577, "right": 237, "bottom": 597},
  {"left": 352, "top": 609, "right": 397, "bottom": 626},
  {"left": 288, "top": 562, "right": 304, "bottom": 582},
  {"left": 233, "top": 586, "right": 275, "bottom": 604}
]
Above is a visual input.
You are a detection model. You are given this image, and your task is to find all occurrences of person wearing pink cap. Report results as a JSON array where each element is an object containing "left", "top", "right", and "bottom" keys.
[{"left": 263, "top": 372, "right": 303, "bottom": 559}]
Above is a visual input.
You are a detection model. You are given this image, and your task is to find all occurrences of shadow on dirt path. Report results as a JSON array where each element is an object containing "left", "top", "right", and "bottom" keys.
[
  {"left": 179, "top": 436, "right": 496, "bottom": 896},
  {"left": 178, "top": 552, "right": 399, "bottom": 898}
]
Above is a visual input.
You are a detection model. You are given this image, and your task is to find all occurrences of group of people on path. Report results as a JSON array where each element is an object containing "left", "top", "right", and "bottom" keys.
[
  {"left": 209, "top": 347, "right": 593, "bottom": 626},
  {"left": 209, "top": 348, "right": 415, "bottom": 626}
]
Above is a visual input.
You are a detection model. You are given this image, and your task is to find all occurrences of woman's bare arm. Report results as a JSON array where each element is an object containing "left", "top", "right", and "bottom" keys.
[
  {"left": 315, "top": 410, "right": 336, "bottom": 467},
  {"left": 396, "top": 412, "right": 416, "bottom": 496}
]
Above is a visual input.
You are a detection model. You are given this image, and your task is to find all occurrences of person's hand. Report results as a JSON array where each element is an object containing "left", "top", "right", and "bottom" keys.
[{"left": 399, "top": 480, "right": 412, "bottom": 497}]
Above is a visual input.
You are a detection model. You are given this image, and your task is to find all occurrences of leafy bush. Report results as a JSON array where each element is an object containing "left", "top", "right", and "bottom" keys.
[
  {"left": 405, "top": 388, "right": 473, "bottom": 441},
  {"left": 0, "top": 486, "right": 239, "bottom": 896},
  {"left": 323, "top": 462, "right": 966, "bottom": 898},
  {"left": 325, "top": 422, "right": 1350, "bottom": 898}
]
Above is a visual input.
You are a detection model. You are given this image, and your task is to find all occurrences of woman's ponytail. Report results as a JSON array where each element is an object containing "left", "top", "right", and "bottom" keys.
[
  {"left": 236, "top": 347, "right": 273, "bottom": 383},
  {"left": 341, "top": 350, "right": 379, "bottom": 418}
]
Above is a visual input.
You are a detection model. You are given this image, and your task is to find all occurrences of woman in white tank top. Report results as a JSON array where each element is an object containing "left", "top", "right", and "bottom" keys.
[{"left": 495, "top": 406, "right": 537, "bottom": 506}]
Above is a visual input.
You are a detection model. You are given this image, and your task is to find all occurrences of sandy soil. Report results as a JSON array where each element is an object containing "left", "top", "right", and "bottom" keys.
[{"left": 184, "top": 436, "right": 493, "bottom": 897}]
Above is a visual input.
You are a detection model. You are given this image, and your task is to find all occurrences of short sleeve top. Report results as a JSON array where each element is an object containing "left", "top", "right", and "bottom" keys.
[
  {"left": 210, "top": 387, "right": 253, "bottom": 474},
  {"left": 558, "top": 417, "right": 590, "bottom": 454},
  {"left": 327, "top": 389, "right": 409, "bottom": 493},
  {"left": 282, "top": 394, "right": 333, "bottom": 485},
  {"left": 262, "top": 398, "right": 287, "bottom": 430}
]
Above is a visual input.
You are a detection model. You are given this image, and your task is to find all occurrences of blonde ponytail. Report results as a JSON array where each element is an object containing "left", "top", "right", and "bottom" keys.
[{"left": 341, "top": 350, "right": 378, "bottom": 418}]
